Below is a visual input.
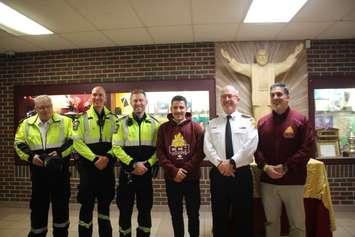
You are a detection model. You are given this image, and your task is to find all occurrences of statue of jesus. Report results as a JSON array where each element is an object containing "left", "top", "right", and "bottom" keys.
[{"left": 221, "top": 43, "right": 304, "bottom": 120}]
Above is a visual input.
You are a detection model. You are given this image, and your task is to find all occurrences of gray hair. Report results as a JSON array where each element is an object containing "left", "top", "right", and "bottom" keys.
[
  {"left": 222, "top": 85, "right": 239, "bottom": 96},
  {"left": 34, "top": 95, "right": 52, "bottom": 107}
]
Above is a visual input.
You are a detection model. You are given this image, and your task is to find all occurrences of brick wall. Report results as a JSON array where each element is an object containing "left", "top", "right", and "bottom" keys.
[
  {"left": 324, "top": 160, "right": 355, "bottom": 205},
  {"left": 307, "top": 39, "right": 355, "bottom": 78},
  {"left": 307, "top": 38, "right": 355, "bottom": 206},
  {"left": 1, "top": 39, "right": 355, "bottom": 206},
  {"left": 0, "top": 42, "right": 215, "bottom": 204}
]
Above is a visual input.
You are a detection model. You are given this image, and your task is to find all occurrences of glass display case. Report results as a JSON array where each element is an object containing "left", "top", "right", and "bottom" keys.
[
  {"left": 314, "top": 88, "right": 355, "bottom": 149},
  {"left": 309, "top": 78, "right": 355, "bottom": 157}
]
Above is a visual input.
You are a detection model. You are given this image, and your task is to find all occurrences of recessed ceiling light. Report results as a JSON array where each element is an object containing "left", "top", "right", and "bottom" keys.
[
  {"left": 244, "top": 0, "right": 308, "bottom": 23},
  {"left": 0, "top": 2, "right": 52, "bottom": 35}
]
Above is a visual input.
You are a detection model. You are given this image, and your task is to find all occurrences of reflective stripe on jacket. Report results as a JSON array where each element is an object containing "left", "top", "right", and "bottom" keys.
[
  {"left": 112, "top": 113, "right": 159, "bottom": 171},
  {"left": 72, "top": 105, "right": 117, "bottom": 161}
]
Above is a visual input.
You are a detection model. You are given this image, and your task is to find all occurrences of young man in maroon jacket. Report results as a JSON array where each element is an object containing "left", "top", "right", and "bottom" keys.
[
  {"left": 255, "top": 83, "right": 316, "bottom": 237},
  {"left": 157, "top": 95, "right": 204, "bottom": 237}
]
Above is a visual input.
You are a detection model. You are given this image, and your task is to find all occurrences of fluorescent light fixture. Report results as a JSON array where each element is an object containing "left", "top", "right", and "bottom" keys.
[
  {"left": 244, "top": 0, "right": 308, "bottom": 23},
  {"left": 0, "top": 2, "right": 52, "bottom": 35}
]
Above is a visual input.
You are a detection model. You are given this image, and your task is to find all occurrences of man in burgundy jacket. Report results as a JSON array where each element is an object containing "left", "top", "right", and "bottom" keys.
[
  {"left": 157, "top": 95, "right": 204, "bottom": 237},
  {"left": 255, "top": 83, "right": 316, "bottom": 237}
]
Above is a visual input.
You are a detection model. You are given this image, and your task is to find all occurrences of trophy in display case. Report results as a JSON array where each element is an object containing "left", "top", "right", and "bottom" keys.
[
  {"left": 345, "top": 131, "right": 355, "bottom": 157},
  {"left": 316, "top": 128, "right": 340, "bottom": 158}
]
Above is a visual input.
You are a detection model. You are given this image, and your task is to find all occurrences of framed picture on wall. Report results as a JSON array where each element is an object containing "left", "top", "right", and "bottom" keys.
[{"left": 316, "top": 141, "right": 340, "bottom": 158}]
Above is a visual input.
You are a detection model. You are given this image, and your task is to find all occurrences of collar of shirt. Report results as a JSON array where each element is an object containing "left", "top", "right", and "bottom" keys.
[
  {"left": 221, "top": 111, "right": 239, "bottom": 120},
  {"left": 38, "top": 119, "right": 51, "bottom": 150},
  {"left": 38, "top": 119, "right": 51, "bottom": 127},
  {"left": 272, "top": 106, "right": 290, "bottom": 123}
]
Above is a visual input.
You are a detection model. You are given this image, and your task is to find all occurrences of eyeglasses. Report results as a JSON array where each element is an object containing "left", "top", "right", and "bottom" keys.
[{"left": 221, "top": 94, "right": 238, "bottom": 99}]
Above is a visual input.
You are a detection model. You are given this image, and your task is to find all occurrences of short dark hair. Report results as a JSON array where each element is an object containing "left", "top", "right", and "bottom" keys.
[
  {"left": 171, "top": 95, "right": 187, "bottom": 106},
  {"left": 130, "top": 89, "right": 146, "bottom": 100},
  {"left": 270, "top": 83, "right": 289, "bottom": 95}
]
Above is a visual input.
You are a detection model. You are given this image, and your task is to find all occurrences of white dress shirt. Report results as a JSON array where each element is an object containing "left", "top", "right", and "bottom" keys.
[
  {"left": 38, "top": 120, "right": 50, "bottom": 150},
  {"left": 204, "top": 111, "right": 258, "bottom": 168}
]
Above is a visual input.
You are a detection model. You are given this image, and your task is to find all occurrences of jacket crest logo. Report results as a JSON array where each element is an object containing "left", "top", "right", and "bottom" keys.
[
  {"left": 169, "top": 133, "right": 190, "bottom": 159},
  {"left": 283, "top": 126, "right": 295, "bottom": 138}
]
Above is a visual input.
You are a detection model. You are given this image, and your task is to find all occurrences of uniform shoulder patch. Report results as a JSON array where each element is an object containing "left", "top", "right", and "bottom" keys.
[
  {"left": 73, "top": 119, "right": 80, "bottom": 131},
  {"left": 126, "top": 117, "right": 134, "bottom": 126},
  {"left": 114, "top": 120, "right": 120, "bottom": 133}
]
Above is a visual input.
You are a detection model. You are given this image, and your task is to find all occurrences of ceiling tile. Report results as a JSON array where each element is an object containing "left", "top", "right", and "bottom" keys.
[
  {"left": 192, "top": 0, "right": 251, "bottom": 24},
  {"left": 19, "top": 35, "right": 76, "bottom": 51},
  {"left": 148, "top": 25, "right": 193, "bottom": 44},
  {"left": 1, "top": 0, "right": 95, "bottom": 33},
  {"left": 0, "top": 37, "right": 41, "bottom": 53},
  {"left": 60, "top": 31, "right": 115, "bottom": 48},
  {"left": 103, "top": 28, "right": 153, "bottom": 46},
  {"left": 66, "top": 0, "right": 142, "bottom": 29},
  {"left": 277, "top": 22, "right": 332, "bottom": 40},
  {"left": 0, "top": 0, "right": 354, "bottom": 52},
  {"left": 317, "top": 21, "right": 355, "bottom": 39},
  {"left": 293, "top": 0, "right": 355, "bottom": 22},
  {"left": 194, "top": 24, "right": 239, "bottom": 42},
  {"left": 0, "top": 29, "right": 13, "bottom": 39},
  {"left": 236, "top": 23, "right": 285, "bottom": 41},
  {"left": 130, "top": 0, "right": 191, "bottom": 26}
]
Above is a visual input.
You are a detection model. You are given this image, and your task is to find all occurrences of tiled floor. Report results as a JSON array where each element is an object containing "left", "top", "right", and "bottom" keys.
[{"left": 0, "top": 202, "right": 354, "bottom": 237}]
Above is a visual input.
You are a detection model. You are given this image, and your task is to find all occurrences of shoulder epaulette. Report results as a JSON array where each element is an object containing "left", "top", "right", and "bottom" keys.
[
  {"left": 248, "top": 116, "right": 256, "bottom": 128},
  {"left": 149, "top": 114, "right": 160, "bottom": 123},
  {"left": 61, "top": 114, "right": 70, "bottom": 118},
  {"left": 117, "top": 114, "right": 129, "bottom": 121},
  {"left": 61, "top": 114, "right": 75, "bottom": 121},
  {"left": 241, "top": 114, "right": 252, "bottom": 118},
  {"left": 108, "top": 111, "right": 116, "bottom": 116},
  {"left": 26, "top": 110, "right": 37, "bottom": 118},
  {"left": 63, "top": 110, "right": 78, "bottom": 118}
]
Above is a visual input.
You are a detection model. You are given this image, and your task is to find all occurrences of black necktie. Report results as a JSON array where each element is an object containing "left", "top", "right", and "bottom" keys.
[{"left": 225, "top": 115, "right": 234, "bottom": 159}]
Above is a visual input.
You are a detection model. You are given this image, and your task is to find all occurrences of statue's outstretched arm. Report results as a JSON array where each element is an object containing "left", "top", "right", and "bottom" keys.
[
  {"left": 221, "top": 48, "right": 251, "bottom": 77},
  {"left": 274, "top": 43, "right": 304, "bottom": 75}
]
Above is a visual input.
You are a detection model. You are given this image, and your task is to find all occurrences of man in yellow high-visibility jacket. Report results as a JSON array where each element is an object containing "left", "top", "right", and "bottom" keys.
[
  {"left": 72, "top": 86, "right": 117, "bottom": 237},
  {"left": 112, "top": 89, "right": 159, "bottom": 237},
  {"left": 14, "top": 95, "right": 73, "bottom": 237}
]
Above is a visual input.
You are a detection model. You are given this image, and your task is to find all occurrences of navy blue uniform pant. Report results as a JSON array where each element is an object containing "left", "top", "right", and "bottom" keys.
[
  {"left": 117, "top": 171, "right": 153, "bottom": 237},
  {"left": 210, "top": 165, "right": 253, "bottom": 237},
  {"left": 28, "top": 165, "right": 70, "bottom": 237},
  {"left": 77, "top": 163, "right": 115, "bottom": 237}
]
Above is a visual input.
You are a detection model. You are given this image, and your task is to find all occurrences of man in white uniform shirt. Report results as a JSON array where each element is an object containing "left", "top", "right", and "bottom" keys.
[{"left": 204, "top": 85, "right": 258, "bottom": 237}]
